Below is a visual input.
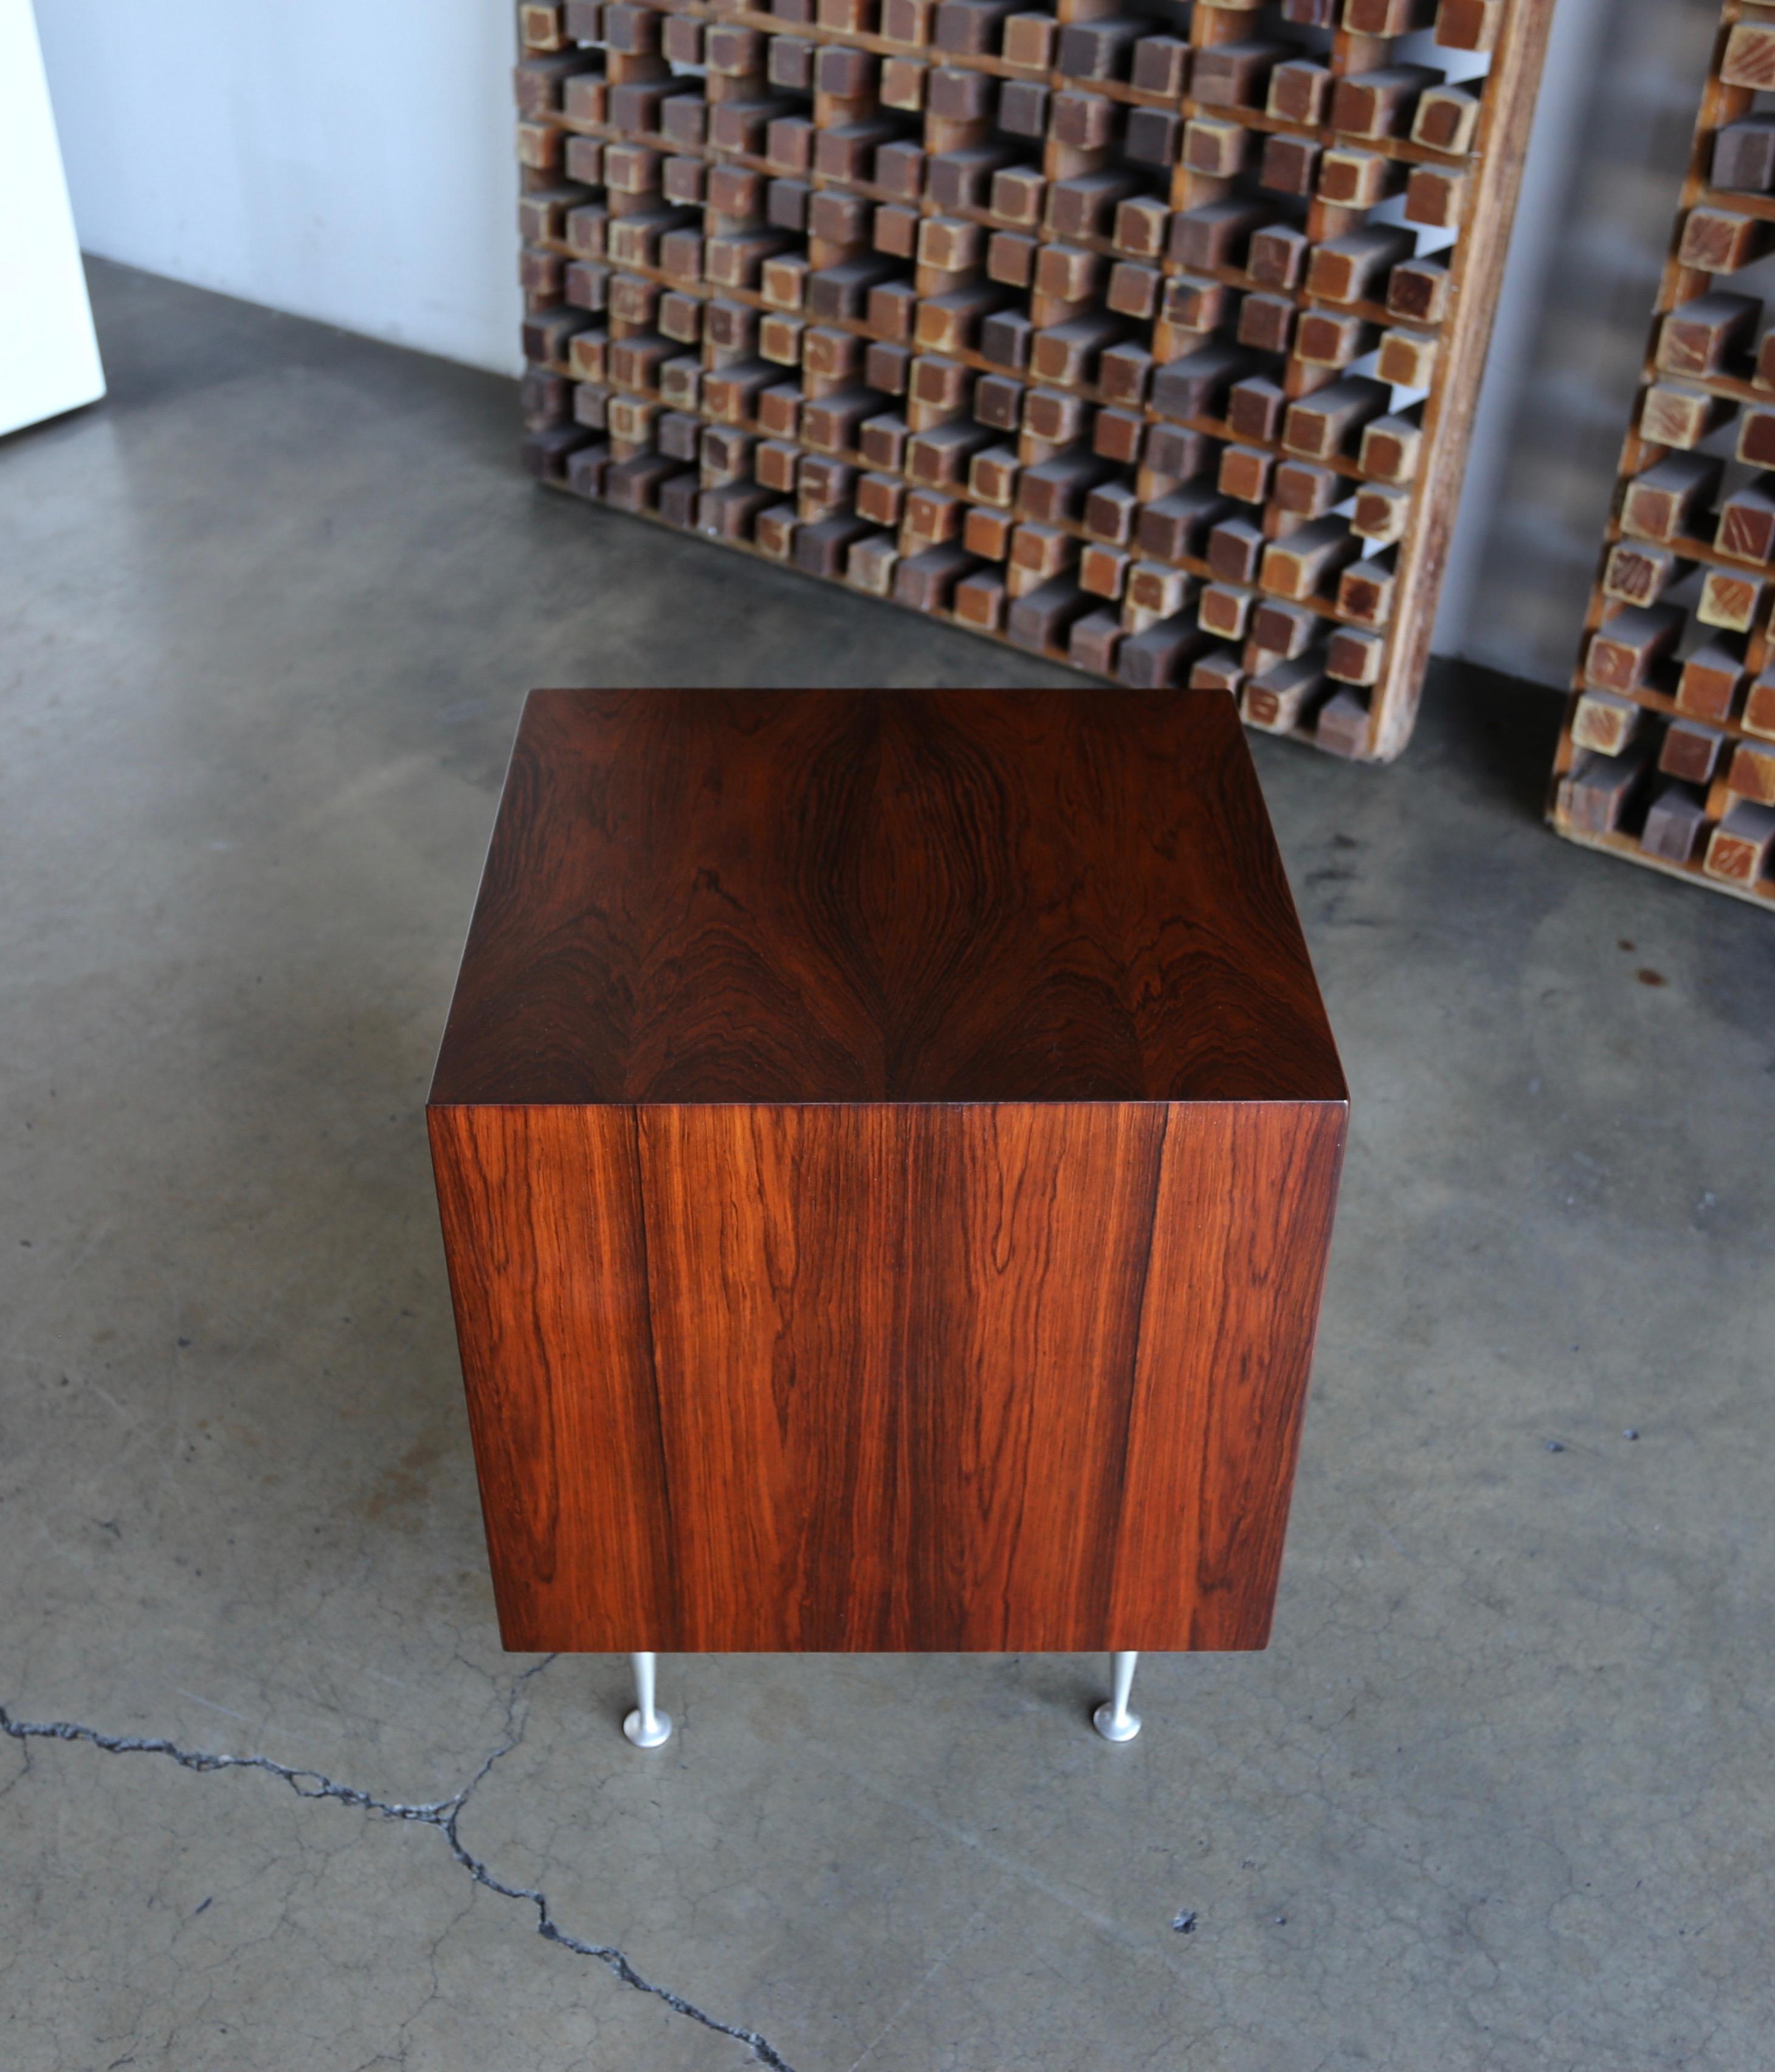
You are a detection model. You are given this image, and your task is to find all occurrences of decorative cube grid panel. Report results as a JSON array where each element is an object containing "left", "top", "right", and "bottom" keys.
[
  {"left": 517, "top": 0, "right": 1549, "bottom": 761},
  {"left": 1553, "top": 0, "right": 1775, "bottom": 903}
]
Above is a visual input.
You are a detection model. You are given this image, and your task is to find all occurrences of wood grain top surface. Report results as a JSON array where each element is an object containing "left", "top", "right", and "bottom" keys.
[{"left": 430, "top": 688, "right": 1345, "bottom": 1107}]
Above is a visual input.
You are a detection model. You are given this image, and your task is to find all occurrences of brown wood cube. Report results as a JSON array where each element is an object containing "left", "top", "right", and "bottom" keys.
[
  {"left": 1717, "top": 483, "right": 1775, "bottom": 562},
  {"left": 1114, "top": 195, "right": 1171, "bottom": 261},
  {"left": 1658, "top": 719, "right": 1726, "bottom": 786},
  {"left": 1131, "top": 35, "right": 1189, "bottom": 97},
  {"left": 1005, "top": 576, "right": 1094, "bottom": 652},
  {"left": 1002, "top": 14, "right": 1056, "bottom": 70},
  {"left": 1078, "top": 544, "right": 1129, "bottom": 599},
  {"left": 1193, "top": 38, "right": 1284, "bottom": 110},
  {"left": 847, "top": 532, "right": 900, "bottom": 595},
  {"left": 1116, "top": 616, "right": 1207, "bottom": 689},
  {"left": 1325, "top": 629, "right": 1384, "bottom": 687},
  {"left": 1584, "top": 605, "right": 1683, "bottom": 693},
  {"left": 1260, "top": 519, "right": 1357, "bottom": 603},
  {"left": 1295, "top": 311, "right": 1370, "bottom": 370},
  {"left": 892, "top": 543, "right": 974, "bottom": 610},
  {"left": 1239, "top": 293, "right": 1296, "bottom": 356},
  {"left": 564, "top": 440, "right": 610, "bottom": 497},
  {"left": 1184, "top": 117, "right": 1246, "bottom": 178},
  {"left": 1601, "top": 543, "right": 1681, "bottom": 607},
  {"left": 1315, "top": 689, "right": 1372, "bottom": 761},
  {"left": 1658, "top": 293, "right": 1759, "bottom": 377},
  {"left": 1199, "top": 585, "right": 1253, "bottom": 640},
  {"left": 1126, "top": 562, "right": 1190, "bottom": 621},
  {"left": 1250, "top": 601, "right": 1316, "bottom": 661},
  {"left": 1436, "top": 0, "right": 1501, "bottom": 50},
  {"left": 1318, "top": 147, "right": 1392, "bottom": 210},
  {"left": 1704, "top": 801, "right": 1775, "bottom": 883},
  {"left": 1242, "top": 658, "right": 1325, "bottom": 734},
  {"left": 1640, "top": 784, "right": 1709, "bottom": 866},
  {"left": 1726, "top": 740, "right": 1775, "bottom": 807},
  {"left": 1268, "top": 58, "right": 1330, "bottom": 126},
  {"left": 1620, "top": 455, "right": 1722, "bottom": 544},
  {"left": 1675, "top": 641, "right": 1745, "bottom": 725},
  {"left": 1219, "top": 446, "right": 1273, "bottom": 506},
  {"left": 1556, "top": 747, "right": 1649, "bottom": 835},
  {"left": 967, "top": 446, "right": 1015, "bottom": 508},
  {"left": 1084, "top": 480, "right": 1138, "bottom": 543},
  {"left": 1385, "top": 260, "right": 1451, "bottom": 325},
  {"left": 1284, "top": 378, "right": 1389, "bottom": 461},
  {"left": 1208, "top": 519, "right": 1265, "bottom": 585},
  {"left": 1069, "top": 607, "right": 1123, "bottom": 676},
  {"left": 953, "top": 568, "right": 1005, "bottom": 629},
  {"left": 1352, "top": 485, "right": 1409, "bottom": 547},
  {"left": 1338, "top": 561, "right": 1396, "bottom": 628},
  {"left": 1712, "top": 116, "right": 1775, "bottom": 194},
  {"left": 1678, "top": 206, "right": 1773, "bottom": 275},
  {"left": 1308, "top": 228, "right": 1415, "bottom": 307},
  {"left": 964, "top": 503, "right": 1014, "bottom": 556},
  {"left": 1376, "top": 328, "right": 1438, "bottom": 391},
  {"left": 1348, "top": 0, "right": 1436, "bottom": 30},
  {"left": 1331, "top": 66, "right": 1437, "bottom": 142},
  {"left": 1055, "top": 15, "right": 1145, "bottom": 83},
  {"left": 1745, "top": 671, "right": 1775, "bottom": 741},
  {"left": 928, "top": 0, "right": 1010, "bottom": 54},
  {"left": 1261, "top": 134, "right": 1322, "bottom": 198},
  {"left": 1140, "top": 486, "right": 1230, "bottom": 565}
]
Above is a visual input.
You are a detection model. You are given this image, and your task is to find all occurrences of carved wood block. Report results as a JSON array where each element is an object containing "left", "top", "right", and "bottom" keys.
[{"left": 1641, "top": 784, "right": 1709, "bottom": 866}]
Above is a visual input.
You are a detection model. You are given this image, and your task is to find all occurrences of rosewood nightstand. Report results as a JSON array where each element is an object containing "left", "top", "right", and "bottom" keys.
[{"left": 429, "top": 689, "right": 1346, "bottom": 1746}]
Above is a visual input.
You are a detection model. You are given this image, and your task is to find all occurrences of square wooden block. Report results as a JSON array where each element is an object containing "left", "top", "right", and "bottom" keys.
[{"left": 430, "top": 690, "right": 1346, "bottom": 1652}]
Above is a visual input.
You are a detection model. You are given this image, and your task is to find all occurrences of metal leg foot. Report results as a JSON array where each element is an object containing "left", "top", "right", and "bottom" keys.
[
  {"left": 623, "top": 1651, "right": 672, "bottom": 1749},
  {"left": 1092, "top": 1650, "right": 1141, "bottom": 1742}
]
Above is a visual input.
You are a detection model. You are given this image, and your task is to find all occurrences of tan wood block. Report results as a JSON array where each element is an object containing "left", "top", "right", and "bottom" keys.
[
  {"left": 1242, "top": 657, "right": 1326, "bottom": 734},
  {"left": 1721, "top": 22, "right": 1775, "bottom": 92},
  {"left": 1570, "top": 691, "right": 1642, "bottom": 758},
  {"left": 1352, "top": 483, "right": 1409, "bottom": 546},
  {"left": 1697, "top": 568, "right": 1765, "bottom": 635},
  {"left": 1260, "top": 518, "right": 1358, "bottom": 602}
]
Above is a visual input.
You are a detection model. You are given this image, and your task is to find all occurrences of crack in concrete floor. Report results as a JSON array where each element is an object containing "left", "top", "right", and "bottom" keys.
[{"left": 0, "top": 1662, "right": 795, "bottom": 2072}]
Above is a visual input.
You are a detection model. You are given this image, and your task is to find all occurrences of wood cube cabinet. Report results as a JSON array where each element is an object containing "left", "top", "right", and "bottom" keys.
[
  {"left": 514, "top": 0, "right": 1553, "bottom": 761},
  {"left": 429, "top": 689, "right": 1346, "bottom": 1653}
]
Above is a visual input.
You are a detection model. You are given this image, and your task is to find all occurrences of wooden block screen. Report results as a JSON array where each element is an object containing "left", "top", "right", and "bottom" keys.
[
  {"left": 515, "top": 0, "right": 1549, "bottom": 761},
  {"left": 1551, "top": 0, "right": 1775, "bottom": 905}
]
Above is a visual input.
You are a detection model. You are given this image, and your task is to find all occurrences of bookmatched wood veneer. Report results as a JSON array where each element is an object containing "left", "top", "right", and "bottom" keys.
[{"left": 430, "top": 688, "right": 1346, "bottom": 1651}]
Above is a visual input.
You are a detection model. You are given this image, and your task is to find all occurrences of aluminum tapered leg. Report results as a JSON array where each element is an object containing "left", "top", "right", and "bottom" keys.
[
  {"left": 1092, "top": 1651, "right": 1141, "bottom": 1742},
  {"left": 623, "top": 1651, "right": 672, "bottom": 1748}
]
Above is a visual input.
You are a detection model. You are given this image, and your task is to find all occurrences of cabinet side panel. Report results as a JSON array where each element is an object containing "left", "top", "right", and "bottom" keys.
[
  {"left": 428, "top": 1105, "right": 678, "bottom": 1649},
  {"left": 1112, "top": 1103, "right": 1347, "bottom": 1650},
  {"left": 906, "top": 1103, "right": 1170, "bottom": 1651},
  {"left": 635, "top": 1104, "right": 911, "bottom": 1649},
  {"left": 633, "top": 1104, "right": 1170, "bottom": 1649}
]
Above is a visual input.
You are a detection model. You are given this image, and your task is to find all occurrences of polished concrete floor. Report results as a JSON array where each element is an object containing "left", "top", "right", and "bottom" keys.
[{"left": 2, "top": 260, "right": 1771, "bottom": 2072}]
